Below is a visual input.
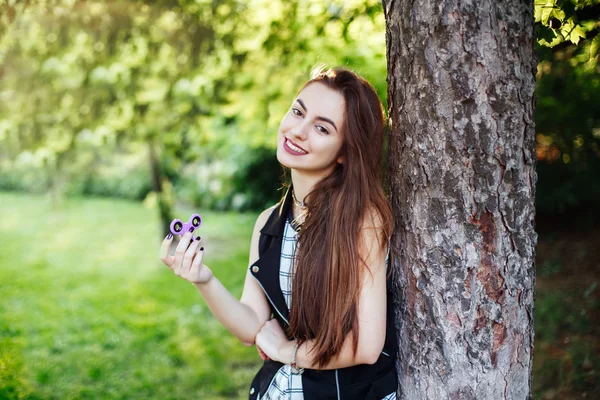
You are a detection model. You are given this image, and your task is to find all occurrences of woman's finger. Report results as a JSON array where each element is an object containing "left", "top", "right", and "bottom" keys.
[
  {"left": 190, "top": 245, "right": 205, "bottom": 270},
  {"left": 159, "top": 233, "right": 175, "bottom": 268},
  {"left": 181, "top": 236, "right": 202, "bottom": 276},
  {"left": 189, "top": 246, "right": 213, "bottom": 284},
  {"left": 256, "top": 345, "right": 270, "bottom": 361},
  {"left": 173, "top": 227, "right": 196, "bottom": 274}
]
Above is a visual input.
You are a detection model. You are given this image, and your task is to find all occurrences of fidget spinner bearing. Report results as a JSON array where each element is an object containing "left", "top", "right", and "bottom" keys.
[{"left": 170, "top": 214, "right": 202, "bottom": 236}]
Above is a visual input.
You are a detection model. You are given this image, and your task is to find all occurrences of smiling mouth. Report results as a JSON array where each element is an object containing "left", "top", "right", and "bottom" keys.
[{"left": 284, "top": 138, "right": 308, "bottom": 154}]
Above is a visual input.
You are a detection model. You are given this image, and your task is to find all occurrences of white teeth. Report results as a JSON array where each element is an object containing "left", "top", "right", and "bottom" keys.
[{"left": 286, "top": 139, "right": 307, "bottom": 154}]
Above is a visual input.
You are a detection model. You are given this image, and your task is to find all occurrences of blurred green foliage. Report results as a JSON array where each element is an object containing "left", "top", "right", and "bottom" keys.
[
  {"left": 535, "top": 41, "right": 600, "bottom": 221},
  {"left": 0, "top": 0, "right": 387, "bottom": 213},
  {"left": 1, "top": 0, "right": 598, "bottom": 223},
  {"left": 533, "top": 0, "right": 600, "bottom": 226},
  {"left": 534, "top": 0, "right": 599, "bottom": 47},
  {"left": 534, "top": 286, "right": 599, "bottom": 397}
]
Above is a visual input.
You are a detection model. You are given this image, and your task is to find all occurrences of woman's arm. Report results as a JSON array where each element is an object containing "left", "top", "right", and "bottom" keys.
[
  {"left": 160, "top": 207, "right": 274, "bottom": 345},
  {"left": 255, "top": 210, "right": 388, "bottom": 369}
]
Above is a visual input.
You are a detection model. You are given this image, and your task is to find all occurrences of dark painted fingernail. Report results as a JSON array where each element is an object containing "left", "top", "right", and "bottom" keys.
[
  {"left": 166, "top": 233, "right": 172, "bottom": 239},
  {"left": 189, "top": 227, "right": 195, "bottom": 232},
  {"left": 195, "top": 236, "right": 201, "bottom": 241},
  {"left": 200, "top": 247, "right": 204, "bottom": 251}
]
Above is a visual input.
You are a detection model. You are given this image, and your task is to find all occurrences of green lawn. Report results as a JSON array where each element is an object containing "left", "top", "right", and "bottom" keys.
[
  {"left": 0, "top": 192, "right": 261, "bottom": 399},
  {"left": 1, "top": 192, "right": 597, "bottom": 399}
]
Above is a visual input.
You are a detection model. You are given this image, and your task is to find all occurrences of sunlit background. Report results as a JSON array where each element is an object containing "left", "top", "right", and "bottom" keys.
[{"left": 0, "top": 0, "right": 598, "bottom": 399}]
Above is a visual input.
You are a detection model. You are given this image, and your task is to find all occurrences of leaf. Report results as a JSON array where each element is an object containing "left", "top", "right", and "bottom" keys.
[
  {"left": 590, "top": 34, "right": 600, "bottom": 60},
  {"left": 539, "top": 0, "right": 556, "bottom": 24},
  {"left": 568, "top": 24, "right": 586, "bottom": 46},
  {"left": 559, "top": 17, "right": 575, "bottom": 38},
  {"left": 551, "top": 8, "right": 565, "bottom": 22}
]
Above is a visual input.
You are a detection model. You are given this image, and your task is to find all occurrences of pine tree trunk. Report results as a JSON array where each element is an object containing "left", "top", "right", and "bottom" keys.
[{"left": 383, "top": 0, "right": 538, "bottom": 398}]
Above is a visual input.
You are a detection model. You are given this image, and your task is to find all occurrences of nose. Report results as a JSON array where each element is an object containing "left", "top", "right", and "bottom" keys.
[{"left": 290, "top": 120, "right": 309, "bottom": 141}]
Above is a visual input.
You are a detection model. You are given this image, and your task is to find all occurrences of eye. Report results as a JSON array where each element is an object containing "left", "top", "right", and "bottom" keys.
[
  {"left": 292, "top": 107, "right": 303, "bottom": 117},
  {"left": 316, "top": 125, "right": 330, "bottom": 135}
]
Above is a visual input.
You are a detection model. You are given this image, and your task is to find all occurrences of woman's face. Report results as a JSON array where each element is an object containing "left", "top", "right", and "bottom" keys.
[{"left": 276, "top": 82, "right": 346, "bottom": 177}]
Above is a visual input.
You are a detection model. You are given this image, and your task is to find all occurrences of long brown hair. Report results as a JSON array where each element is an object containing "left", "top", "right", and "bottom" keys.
[{"left": 286, "top": 67, "right": 393, "bottom": 367}]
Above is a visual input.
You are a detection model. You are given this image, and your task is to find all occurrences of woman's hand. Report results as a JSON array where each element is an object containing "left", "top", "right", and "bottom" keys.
[
  {"left": 256, "top": 345, "right": 271, "bottom": 361},
  {"left": 159, "top": 229, "right": 213, "bottom": 284},
  {"left": 255, "top": 319, "right": 290, "bottom": 363}
]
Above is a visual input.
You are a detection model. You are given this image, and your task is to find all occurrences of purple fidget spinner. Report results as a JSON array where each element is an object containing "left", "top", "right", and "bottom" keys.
[{"left": 170, "top": 214, "right": 203, "bottom": 236}]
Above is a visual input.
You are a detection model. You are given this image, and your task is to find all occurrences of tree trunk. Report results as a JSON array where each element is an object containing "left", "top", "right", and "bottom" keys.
[
  {"left": 148, "top": 139, "right": 174, "bottom": 237},
  {"left": 383, "top": 0, "right": 538, "bottom": 398}
]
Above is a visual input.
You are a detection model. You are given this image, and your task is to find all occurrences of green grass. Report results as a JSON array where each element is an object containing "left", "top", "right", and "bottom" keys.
[
  {"left": 0, "top": 192, "right": 261, "bottom": 399},
  {"left": 533, "top": 288, "right": 599, "bottom": 399},
  {"left": 2, "top": 192, "right": 597, "bottom": 399}
]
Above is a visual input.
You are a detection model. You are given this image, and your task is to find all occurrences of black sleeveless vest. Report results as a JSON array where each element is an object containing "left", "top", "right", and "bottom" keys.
[{"left": 248, "top": 188, "right": 399, "bottom": 399}]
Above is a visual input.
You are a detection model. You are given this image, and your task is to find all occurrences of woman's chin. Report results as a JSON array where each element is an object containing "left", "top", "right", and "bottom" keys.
[{"left": 276, "top": 150, "right": 296, "bottom": 169}]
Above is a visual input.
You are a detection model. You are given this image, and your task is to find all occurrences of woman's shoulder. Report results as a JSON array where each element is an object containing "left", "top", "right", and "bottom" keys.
[
  {"left": 359, "top": 205, "right": 392, "bottom": 250},
  {"left": 361, "top": 205, "right": 385, "bottom": 230},
  {"left": 253, "top": 203, "right": 279, "bottom": 231},
  {"left": 249, "top": 203, "right": 281, "bottom": 256}
]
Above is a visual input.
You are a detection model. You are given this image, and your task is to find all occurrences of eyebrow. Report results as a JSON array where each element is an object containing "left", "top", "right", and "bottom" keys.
[{"left": 296, "top": 98, "right": 338, "bottom": 132}]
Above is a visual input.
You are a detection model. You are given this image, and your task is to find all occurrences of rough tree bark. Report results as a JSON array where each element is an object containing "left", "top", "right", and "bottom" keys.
[{"left": 383, "top": 0, "right": 538, "bottom": 398}]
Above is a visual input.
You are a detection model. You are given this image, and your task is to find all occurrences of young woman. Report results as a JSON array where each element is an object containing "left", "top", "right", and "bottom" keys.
[{"left": 159, "top": 67, "right": 398, "bottom": 399}]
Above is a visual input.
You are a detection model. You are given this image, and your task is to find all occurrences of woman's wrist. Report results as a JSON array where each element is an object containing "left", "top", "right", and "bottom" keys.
[
  {"left": 192, "top": 275, "right": 213, "bottom": 285},
  {"left": 290, "top": 340, "right": 305, "bottom": 374},
  {"left": 279, "top": 340, "right": 305, "bottom": 373},
  {"left": 277, "top": 340, "right": 295, "bottom": 365},
  {"left": 190, "top": 265, "right": 214, "bottom": 285},
  {"left": 191, "top": 271, "right": 214, "bottom": 287}
]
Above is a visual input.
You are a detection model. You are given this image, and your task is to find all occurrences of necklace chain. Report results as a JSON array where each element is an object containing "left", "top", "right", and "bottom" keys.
[
  {"left": 291, "top": 189, "right": 307, "bottom": 209},
  {"left": 291, "top": 189, "right": 307, "bottom": 232}
]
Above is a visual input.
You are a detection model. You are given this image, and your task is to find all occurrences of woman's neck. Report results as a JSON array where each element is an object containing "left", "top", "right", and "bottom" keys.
[
  {"left": 290, "top": 169, "right": 319, "bottom": 220},
  {"left": 290, "top": 170, "right": 315, "bottom": 204}
]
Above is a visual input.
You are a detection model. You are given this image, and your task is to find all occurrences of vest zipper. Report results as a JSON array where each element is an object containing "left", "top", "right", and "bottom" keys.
[{"left": 251, "top": 275, "right": 290, "bottom": 325}]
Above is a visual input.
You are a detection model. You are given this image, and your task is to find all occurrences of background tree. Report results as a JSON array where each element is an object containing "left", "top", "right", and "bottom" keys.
[
  {"left": 383, "top": 0, "right": 537, "bottom": 398},
  {"left": 534, "top": 0, "right": 600, "bottom": 229},
  {"left": 1, "top": 0, "right": 251, "bottom": 233},
  {"left": 0, "top": 0, "right": 387, "bottom": 232}
]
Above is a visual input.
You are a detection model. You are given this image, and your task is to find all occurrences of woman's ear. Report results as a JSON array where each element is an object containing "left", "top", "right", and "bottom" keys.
[{"left": 337, "top": 156, "right": 344, "bottom": 164}]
